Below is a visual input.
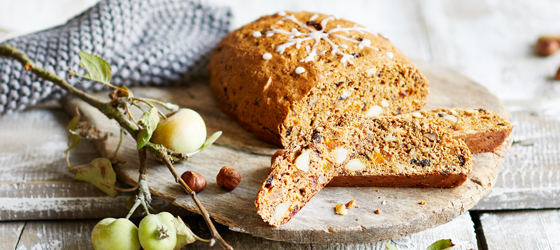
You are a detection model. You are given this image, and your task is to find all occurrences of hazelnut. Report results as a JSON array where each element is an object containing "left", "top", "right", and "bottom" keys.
[
  {"left": 535, "top": 36, "right": 560, "bottom": 56},
  {"left": 216, "top": 166, "right": 241, "bottom": 190},
  {"left": 271, "top": 149, "right": 285, "bottom": 165},
  {"left": 181, "top": 171, "right": 206, "bottom": 193}
]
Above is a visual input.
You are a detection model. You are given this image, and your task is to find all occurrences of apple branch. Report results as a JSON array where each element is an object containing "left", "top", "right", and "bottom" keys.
[{"left": 0, "top": 44, "right": 233, "bottom": 250}]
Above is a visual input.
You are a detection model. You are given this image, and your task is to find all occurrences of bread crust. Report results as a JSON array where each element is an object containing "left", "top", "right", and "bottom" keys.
[
  {"left": 327, "top": 172, "right": 468, "bottom": 188},
  {"left": 209, "top": 11, "right": 429, "bottom": 147}
]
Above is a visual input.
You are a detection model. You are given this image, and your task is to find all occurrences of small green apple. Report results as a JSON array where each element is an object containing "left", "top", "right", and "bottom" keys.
[
  {"left": 138, "top": 212, "right": 177, "bottom": 250},
  {"left": 91, "top": 218, "right": 140, "bottom": 250},
  {"left": 151, "top": 108, "right": 207, "bottom": 153}
]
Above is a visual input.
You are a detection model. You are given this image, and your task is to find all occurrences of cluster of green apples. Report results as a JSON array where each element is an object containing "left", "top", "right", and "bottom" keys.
[
  {"left": 92, "top": 109, "right": 210, "bottom": 250},
  {"left": 91, "top": 212, "right": 196, "bottom": 250}
]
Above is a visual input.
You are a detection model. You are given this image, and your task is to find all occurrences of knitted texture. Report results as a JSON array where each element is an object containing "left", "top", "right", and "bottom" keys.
[{"left": 0, "top": 0, "right": 232, "bottom": 115}]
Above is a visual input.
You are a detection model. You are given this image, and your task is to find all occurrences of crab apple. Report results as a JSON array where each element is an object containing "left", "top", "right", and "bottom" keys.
[
  {"left": 138, "top": 212, "right": 177, "bottom": 250},
  {"left": 150, "top": 108, "right": 207, "bottom": 153},
  {"left": 91, "top": 218, "right": 140, "bottom": 250}
]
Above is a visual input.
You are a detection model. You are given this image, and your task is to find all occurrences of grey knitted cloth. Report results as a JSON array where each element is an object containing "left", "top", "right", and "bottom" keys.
[{"left": 0, "top": 0, "right": 231, "bottom": 115}]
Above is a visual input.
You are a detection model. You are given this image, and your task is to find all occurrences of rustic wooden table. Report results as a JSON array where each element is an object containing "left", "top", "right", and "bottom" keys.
[{"left": 1, "top": 0, "right": 560, "bottom": 249}]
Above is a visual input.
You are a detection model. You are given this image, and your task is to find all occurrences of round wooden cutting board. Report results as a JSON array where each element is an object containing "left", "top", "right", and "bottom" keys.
[{"left": 65, "top": 60, "right": 512, "bottom": 243}]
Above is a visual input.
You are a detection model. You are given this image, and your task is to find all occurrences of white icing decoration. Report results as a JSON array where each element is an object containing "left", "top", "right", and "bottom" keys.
[
  {"left": 263, "top": 53, "right": 272, "bottom": 60},
  {"left": 295, "top": 67, "right": 305, "bottom": 74},
  {"left": 261, "top": 14, "right": 379, "bottom": 65},
  {"left": 253, "top": 31, "right": 261, "bottom": 37},
  {"left": 385, "top": 52, "right": 394, "bottom": 59}
]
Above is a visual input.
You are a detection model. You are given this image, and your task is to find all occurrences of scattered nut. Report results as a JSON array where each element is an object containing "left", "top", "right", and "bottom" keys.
[
  {"left": 356, "top": 218, "right": 361, "bottom": 221},
  {"left": 381, "top": 200, "right": 387, "bottom": 205},
  {"left": 424, "top": 133, "right": 438, "bottom": 141},
  {"left": 355, "top": 205, "right": 360, "bottom": 208},
  {"left": 375, "top": 209, "right": 382, "bottom": 214},
  {"left": 535, "top": 36, "right": 560, "bottom": 56},
  {"left": 216, "top": 166, "right": 241, "bottom": 190},
  {"left": 345, "top": 159, "right": 366, "bottom": 171},
  {"left": 365, "top": 105, "right": 383, "bottom": 117},
  {"left": 335, "top": 204, "right": 348, "bottom": 215},
  {"left": 181, "top": 171, "right": 207, "bottom": 193},
  {"left": 381, "top": 99, "right": 390, "bottom": 107},
  {"left": 444, "top": 114, "right": 458, "bottom": 122},
  {"left": 333, "top": 147, "right": 349, "bottom": 164},
  {"left": 345, "top": 200, "right": 356, "bottom": 209},
  {"left": 317, "top": 174, "right": 328, "bottom": 184},
  {"left": 419, "top": 201, "right": 427, "bottom": 205},
  {"left": 271, "top": 149, "right": 285, "bottom": 165},
  {"left": 556, "top": 66, "right": 560, "bottom": 81},
  {"left": 295, "top": 150, "right": 311, "bottom": 172},
  {"left": 271, "top": 202, "right": 291, "bottom": 223},
  {"left": 384, "top": 134, "right": 397, "bottom": 142}
]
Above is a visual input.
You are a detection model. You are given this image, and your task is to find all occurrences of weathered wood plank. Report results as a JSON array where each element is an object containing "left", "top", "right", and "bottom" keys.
[
  {"left": 419, "top": 0, "right": 560, "bottom": 210},
  {"left": 475, "top": 101, "right": 560, "bottom": 209},
  {"left": 8, "top": 212, "right": 476, "bottom": 250},
  {"left": 480, "top": 210, "right": 560, "bottom": 250},
  {"left": 185, "top": 212, "right": 477, "bottom": 249},
  {"left": 16, "top": 220, "right": 97, "bottom": 250},
  {"left": 0, "top": 106, "right": 195, "bottom": 220},
  {"left": 0, "top": 221, "right": 26, "bottom": 250}
]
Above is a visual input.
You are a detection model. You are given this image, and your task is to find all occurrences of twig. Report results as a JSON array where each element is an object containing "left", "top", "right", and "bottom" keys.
[
  {"left": 0, "top": 44, "right": 233, "bottom": 250},
  {"left": 160, "top": 156, "right": 232, "bottom": 250}
]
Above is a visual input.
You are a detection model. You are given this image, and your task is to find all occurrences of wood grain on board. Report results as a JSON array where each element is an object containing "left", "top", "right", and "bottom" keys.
[
  {"left": 0, "top": 221, "right": 25, "bottom": 250},
  {"left": 16, "top": 220, "right": 97, "bottom": 250},
  {"left": 3, "top": 212, "right": 476, "bottom": 250},
  {"left": 64, "top": 60, "right": 511, "bottom": 243},
  {"left": 0, "top": 107, "right": 196, "bottom": 221},
  {"left": 480, "top": 210, "right": 560, "bottom": 250}
]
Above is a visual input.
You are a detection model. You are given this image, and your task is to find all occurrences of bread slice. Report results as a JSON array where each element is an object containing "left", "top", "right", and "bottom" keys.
[
  {"left": 256, "top": 114, "right": 471, "bottom": 227},
  {"left": 405, "top": 108, "right": 513, "bottom": 153},
  {"left": 209, "top": 11, "right": 429, "bottom": 148},
  {"left": 327, "top": 108, "right": 511, "bottom": 187}
]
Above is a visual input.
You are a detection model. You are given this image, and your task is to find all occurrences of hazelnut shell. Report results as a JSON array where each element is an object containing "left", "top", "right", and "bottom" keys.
[
  {"left": 216, "top": 166, "right": 241, "bottom": 190},
  {"left": 181, "top": 171, "right": 207, "bottom": 193}
]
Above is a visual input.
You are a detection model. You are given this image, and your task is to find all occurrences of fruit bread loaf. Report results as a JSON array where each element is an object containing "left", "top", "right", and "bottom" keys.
[
  {"left": 256, "top": 114, "right": 471, "bottom": 227},
  {"left": 405, "top": 108, "right": 513, "bottom": 154},
  {"left": 328, "top": 108, "right": 512, "bottom": 186},
  {"left": 209, "top": 11, "right": 429, "bottom": 148}
]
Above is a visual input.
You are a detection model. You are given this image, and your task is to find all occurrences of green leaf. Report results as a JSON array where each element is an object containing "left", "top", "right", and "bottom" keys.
[
  {"left": 199, "top": 131, "right": 222, "bottom": 152},
  {"left": 426, "top": 239, "right": 455, "bottom": 250},
  {"left": 66, "top": 115, "right": 81, "bottom": 151},
  {"left": 68, "top": 158, "right": 118, "bottom": 197},
  {"left": 385, "top": 242, "right": 399, "bottom": 250},
  {"left": 78, "top": 51, "right": 112, "bottom": 83},
  {"left": 174, "top": 216, "right": 198, "bottom": 245},
  {"left": 136, "top": 108, "right": 160, "bottom": 149}
]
